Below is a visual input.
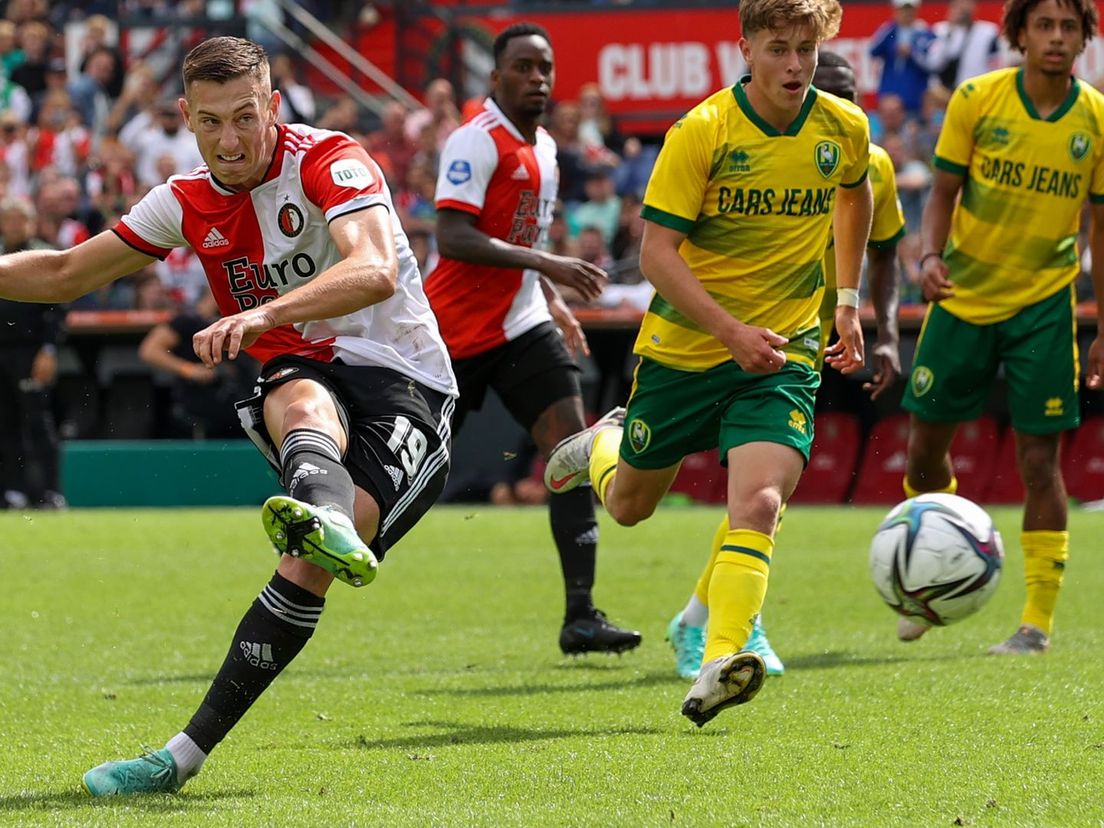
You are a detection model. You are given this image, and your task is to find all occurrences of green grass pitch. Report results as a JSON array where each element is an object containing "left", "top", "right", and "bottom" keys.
[{"left": 2, "top": 504, "right": 1102, "bottom": 827}]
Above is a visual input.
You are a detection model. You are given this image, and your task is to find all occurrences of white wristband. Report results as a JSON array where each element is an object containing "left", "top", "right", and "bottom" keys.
[{"left": 836, "top": 288, "right": 860, "bottom": 308}]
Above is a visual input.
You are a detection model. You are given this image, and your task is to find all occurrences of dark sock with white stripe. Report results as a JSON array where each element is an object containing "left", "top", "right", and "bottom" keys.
[
  {"left": 549, "top": 486, "right": 598, "bottom": 620},
  {"left": 183, "top": 572, "right": 324, "bottom": 754},
  {"left": 279, "top": 428, "right": 356, "bottom": 519}
]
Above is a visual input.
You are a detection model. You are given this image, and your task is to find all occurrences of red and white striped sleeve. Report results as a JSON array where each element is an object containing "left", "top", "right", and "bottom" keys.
[
  {"left": 112, "top": 183, "right": 186, "bottom": 261},
  {"left": 299, "top": 134, "right": 390, "bottom": 222},
  {"left": 434, "top": 123, "right": 498, "bottom": 216}
]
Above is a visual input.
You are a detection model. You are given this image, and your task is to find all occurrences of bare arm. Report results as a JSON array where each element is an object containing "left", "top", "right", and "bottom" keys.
[
  {"left": 138, "top": 323, "right": 215, "bottom": 383},
  {"left": 0, "top": 231, "right": 155, "bottom": 303},
  {"left": 639, "top": 221, "right": 787, "bottom": 374},
  {"left": 1086, "top": 202, "right": 1104, "bottom": 391},
  {"left": 918, "top": 168, "right": 965, "bottom": 301},
  {"left": 436, "top": 208, "right": 604, "bottom": 302},
  {"left": 864, "top": 244, "right": 902, "bottom": 399},
  {"left": 192, "top": 205, "right": 399, "bottom": 366},
  {"left": 540, "top": 276, "right": 589, "bottom": 358},
  {"left": 826, "top": 180, "right": 873, "bottom": 375}
]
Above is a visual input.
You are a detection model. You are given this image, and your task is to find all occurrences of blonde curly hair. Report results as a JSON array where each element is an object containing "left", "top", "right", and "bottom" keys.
[{"left": 738, "top": 0, "right": 843, "bottom": 42}]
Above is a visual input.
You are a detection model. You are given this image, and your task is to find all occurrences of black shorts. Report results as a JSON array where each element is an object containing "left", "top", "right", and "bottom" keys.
[
  {"left": 451, "top": 321, "right": 580, "bottom": 433},
  {"left": 240, "top": 355, "right": 454, "bottom": 559}
]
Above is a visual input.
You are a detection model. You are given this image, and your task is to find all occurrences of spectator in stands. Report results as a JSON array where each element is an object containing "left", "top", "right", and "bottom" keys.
[
  {"left": 0, "top": 196, "right": 64, "bottom": 510},
  {"left": 365, "top": 100, "right": 414, "bottom": 191},
  {"left": 10, "top": 20, "right": 53, "bottom": 103},
  {"left": 576, "top": 225, "right": 612, "bottom": 272},
  {"left": 127, "top": 98, "right": 203, "bottom": 188},
  {"left": 29, "top": 90, "right": 90, "bottom": 178},
  {"left": 869, "top": 91, "right": 908, "bottom": 144},
  {"left": 577, "top": 82, "right": 624, "bottom": 158},
  {"left": 67, "top": 44, "right": 117, "bottom": 140},
  {"left": 870, "top": 0, "right": 934, "bottom": 116},
  {"left": 395, "top": 157, "right": 436, "bottom": 236},
  {"left": 0, "top": 69, "right": 32, "bottom": 125},
  {"left": 35, "top": 176, "right": 90, "bottom": 249},
  {"left": 610, "top": 193, "right": 645, "bottom": 285},
  {"left": 406, "top": 226, "right": 436, "bottom": 277},
  {"left": 315, "top": 93, "right": 358, "bottom": 134},
  {"left": 927, "top": 0, "right": 1001, "bottom": 94},
  {"left": 107, "top": 60, "right": 159, "bottom": 139},
  {"left": 0, "top": 20, "right": 23, "bottom": 78},
  {"left": 85, "top": 137, "right": 139, "bottom": 219},
  {"left": 403, "top": 77, "right": 459, "bottom": 151},
  {"left": 271, "top": 53, "right": 316, "bottom": 124},
  {"left": 0, "top": 110, "right": 31, "bottom": 198},
  {"left": 546, "top": 204, "right": 577, "bottom": 258},
  {"left": 408, "top": 119, "right": 440, "bottom": 176},
  {"left": 138, "top": 290, "right": 260, "bottom": 438},
  {"left": 547, "top": 99, "right": 587, "bottom": 204},
  {"left": 568, "top": 166, "right": 621, "bottom": 246},
  {"left": 77, "top": 15, "right": 125, "bottom": 100}
]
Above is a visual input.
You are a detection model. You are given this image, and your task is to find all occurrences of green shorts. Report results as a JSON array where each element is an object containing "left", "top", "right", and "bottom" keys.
[
  {"left": 902, "top": 286, "right": 1080, "bottom": 434},
  {"left": 620, "top": 357, "right": 820, "bottom": 469}
]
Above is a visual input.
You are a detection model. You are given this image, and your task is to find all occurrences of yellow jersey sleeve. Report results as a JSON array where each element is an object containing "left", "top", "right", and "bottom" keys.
[
  {"left": 933, "top": 81, "right": 981, "bottom": 175},
  {"left": 869, "top": 144, "right": 906, "bottom": 248},
  {"left": 641, "top": 111, "right": 716, "bottom": 232}
]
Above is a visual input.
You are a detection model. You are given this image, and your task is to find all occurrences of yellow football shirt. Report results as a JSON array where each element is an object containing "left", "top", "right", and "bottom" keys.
[
  {"left": 933, "top": 67, "right": 1104, "bottom": 324},
  {"left": 638, "top": 78, "right": 870, "bottom": 371},
  {"left": 822, "top": 142, "right": 906, "bottom": 318}
]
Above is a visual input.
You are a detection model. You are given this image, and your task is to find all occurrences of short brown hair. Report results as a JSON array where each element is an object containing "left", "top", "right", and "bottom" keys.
[
  {"left": 182, "top": 36, "right": 269, "bottom": 89},
  {"left": 739, "top": 0, "right": 843, "bottom": 41},
  {"left": 1002, "top": 0, "right": 1099, "bottom": 52}
]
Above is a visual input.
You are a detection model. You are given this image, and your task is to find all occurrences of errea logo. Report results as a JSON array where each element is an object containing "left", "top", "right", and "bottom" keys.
[{"left": 788, "top": 409, "right": 807, "bottom": 435}]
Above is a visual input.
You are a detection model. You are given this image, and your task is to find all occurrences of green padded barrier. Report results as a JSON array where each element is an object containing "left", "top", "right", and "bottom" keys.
[{"left": 61, "top": 440, "right": 280, "bottom": 507}]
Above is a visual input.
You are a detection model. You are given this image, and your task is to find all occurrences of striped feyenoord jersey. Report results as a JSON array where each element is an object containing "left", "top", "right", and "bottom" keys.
[
  {"left": 114, "top": 123, "right": 457, "bottom": 397},
  {"left": 427, "top": 98, "right": 558, "bottom": 359}
]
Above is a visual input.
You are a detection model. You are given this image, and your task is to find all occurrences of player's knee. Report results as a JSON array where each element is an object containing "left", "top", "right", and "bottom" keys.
[
  {"left": 735, "top": 487, "right": 783, "bottom": 532},
  {"left": 605, "top": 493, "right": 657, "bottom": 527}
]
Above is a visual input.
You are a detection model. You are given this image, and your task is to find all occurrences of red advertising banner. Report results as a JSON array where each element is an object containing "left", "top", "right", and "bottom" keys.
[{"left": 440, "top": 2, "right": 1104, "bottom": 127}]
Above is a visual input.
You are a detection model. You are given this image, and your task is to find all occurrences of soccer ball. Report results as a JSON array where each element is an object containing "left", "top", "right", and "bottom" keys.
[{"left": 869, "top": 493, "right": 1004, "bottom": 626}]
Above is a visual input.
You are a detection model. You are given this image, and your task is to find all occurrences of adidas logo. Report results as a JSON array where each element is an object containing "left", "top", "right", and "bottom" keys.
[
  {"left": 385, "top": 464, "right": 403, "bottom": 490},
  {"left": 288, "top": 462, "right": 326, "bottom": 494},
  {"left": 574, "top": 526, "right": 600, "bottom": 546},
  {"left": 202, "top": 227, "right": 230, "bottom": 248},
  {"left": 511, "top": 165, "right": 530, "bottom": 180},
  {"left": 240, "top": 641, "right": 277, "bottom": 670}
]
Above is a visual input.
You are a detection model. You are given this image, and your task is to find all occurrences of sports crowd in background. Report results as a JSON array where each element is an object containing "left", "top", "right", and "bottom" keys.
[{"left": 0, "top": 0, "right": 1100, "bottom": 509}]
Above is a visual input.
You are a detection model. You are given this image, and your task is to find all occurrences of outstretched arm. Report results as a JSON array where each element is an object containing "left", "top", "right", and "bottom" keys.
[
  {"left": 436, "top": 208, "right": 604, "bottom": 302},
  {"left": 0, "top": 231, "right": 155, "bottom": 303},
  {"left": 191, "top": 205, "right": 399, "bottom": 366}
]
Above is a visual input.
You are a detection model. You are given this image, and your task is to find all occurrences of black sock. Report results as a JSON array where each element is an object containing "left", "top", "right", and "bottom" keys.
[
  {"left": 184, "top": 572, "right": 324, "bottom": 754},
  {"left": 279, "top": 428, "right": 356, "bottom": 519},
  {"left": 549, "top": 486, "right": 598, "bottom": 620}
]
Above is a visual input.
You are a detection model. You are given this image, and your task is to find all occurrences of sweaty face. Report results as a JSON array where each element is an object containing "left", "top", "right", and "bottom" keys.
[
  {"left": 182, "top": 75, "right": 280, "bottom": 192},
  {"left": 812, "top": 64, "right": 857, "bottom": 102},
  {"left": 742, "top": 23, "right": 819, "bottom": 119},
  {"left": 492, "top": 35, "right": 555, "bottom": 120},
  {"left": 1018, "top": 0, "right": 1086, "bottom": 76}
]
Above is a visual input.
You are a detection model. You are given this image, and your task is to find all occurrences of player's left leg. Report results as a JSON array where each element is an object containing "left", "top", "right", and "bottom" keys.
[
  {"left": 988, "top": 287, "right": 1078, "bottom": 655},
  {"left": 498, "top": 325, "right": 640, "bottom": 656}
]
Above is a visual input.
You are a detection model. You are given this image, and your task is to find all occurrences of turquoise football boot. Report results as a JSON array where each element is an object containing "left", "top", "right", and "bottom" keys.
[
  {"left": 744, "top": 614, "right": 785, "bottom": 676},
  {"left": 82, "top": 749, "right": 187, "bottom": 796},
  {"left": 666, "top": 612, "right": 706, "bottom": 680},
  {"left": 262, "top": 496, "right": 377, "bottom": 588}
]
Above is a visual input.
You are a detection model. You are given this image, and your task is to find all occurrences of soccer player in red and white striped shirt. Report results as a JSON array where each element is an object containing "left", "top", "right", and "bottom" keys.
[{"left": 0, "top": 36, "right": 457, "bottom": 796}]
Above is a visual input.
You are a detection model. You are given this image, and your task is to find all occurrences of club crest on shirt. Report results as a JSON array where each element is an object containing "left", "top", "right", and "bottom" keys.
[
  {"left": 447, "top": 159, "right": 472, "bottom": 185},
  {"left": 330, "top": 158, "right": 373, "bottom": 189},
  {"left": 277, "top": 203, "right": 305, "bottom": 238},
  {"left": 814, "top": 141, "right": 841, "bottom": 180},
  {"left": 1069, "top": 132, "right": 1091, "bottom": 163}
]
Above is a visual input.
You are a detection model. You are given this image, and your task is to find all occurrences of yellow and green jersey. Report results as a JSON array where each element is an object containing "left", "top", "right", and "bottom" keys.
[
  {"left": 934, "top": 67, "right": 1104, "bottom": 324},
  {"left": 822, "top": 142, "right": 906, "bottom": 319},
  {"left": 638, "top": 78, "right": 870, "bottom": 371}
]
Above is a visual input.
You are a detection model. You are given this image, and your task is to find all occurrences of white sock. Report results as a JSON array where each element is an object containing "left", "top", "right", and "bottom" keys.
[
  {"left": 680, "top": 594, "right": 709, "bottom": 628},
  {"left": 165, "top": 732, "right": 207, "bottom": 779}
]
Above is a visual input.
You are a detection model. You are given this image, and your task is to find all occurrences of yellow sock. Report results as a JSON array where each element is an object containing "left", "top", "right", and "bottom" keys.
[
  {"left": 1020, "top": 530, "right": 1068, "bottom": 635},
  {"left": 589, "top": 427, "right": 621, "bottom": 505},
  {"left": 704, "top": 529, "right": 773, "bottom": 663},
  {"left": 903, "top": 476, "right": 958, "bottom": 499},
  {"left": 693, "top": 515, "right": 729, "bottom": 605}
]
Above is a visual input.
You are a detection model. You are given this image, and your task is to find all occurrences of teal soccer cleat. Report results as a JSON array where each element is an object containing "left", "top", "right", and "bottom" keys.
[
  {"left": 666, "top": 612, "right": 706, "bottom": 680},
  {"left": 82, "top": 749, "right": 186, "bottom": 796},
  {"left": 262, "top": 496, "right": 378, "bottom": 587},
  {"left": 743, "top": 615, "right": 785, "bottom": 676}
]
